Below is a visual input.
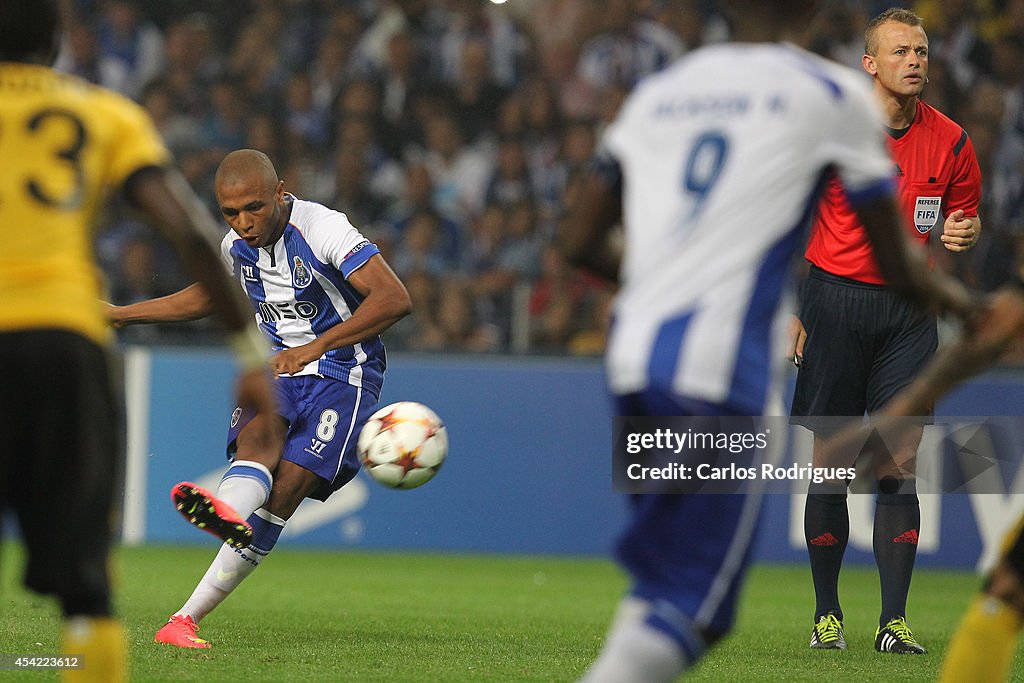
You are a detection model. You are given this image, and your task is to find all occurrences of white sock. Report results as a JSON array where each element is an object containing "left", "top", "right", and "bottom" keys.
[
  {"left": 177, "top": 509, "right": 287, "bottom": 622},
  {"left": 217, "top": 460, "right": 272, "bottom": 519},
  {"left": 581, "top": 597, "right": 689, "bottom": 683}
]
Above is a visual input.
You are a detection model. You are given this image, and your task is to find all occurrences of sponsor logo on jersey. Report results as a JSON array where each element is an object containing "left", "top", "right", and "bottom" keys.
[
  {"left": 914, "top": 196, "right": 941, "bottom": 234},
  {"left": 292, "top": 256, "right": 312, "bottom": 288},
  {"left": 257, "top": 300, "right": 319, "bottom": 323},
  {"left": 230, "top": 407, "right": 242, "bottom": 428}
]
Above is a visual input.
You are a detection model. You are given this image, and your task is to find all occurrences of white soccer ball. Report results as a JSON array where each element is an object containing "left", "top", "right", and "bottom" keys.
[{"left": 357, "top": 401, "right": 448, "bottom": 489}]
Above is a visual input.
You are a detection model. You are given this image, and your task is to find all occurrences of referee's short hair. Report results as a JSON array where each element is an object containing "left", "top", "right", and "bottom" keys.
[
  {"left": 0, "top": 0, "right": 61, "bottom": 64},
  {"left": 865, "top": 8, "right": 925, "bottom": 56}
]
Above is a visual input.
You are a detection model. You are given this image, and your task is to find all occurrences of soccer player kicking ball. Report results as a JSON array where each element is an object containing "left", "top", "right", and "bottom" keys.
[{"left": 109, "top": 149, "right": 411, "bottom": 648}]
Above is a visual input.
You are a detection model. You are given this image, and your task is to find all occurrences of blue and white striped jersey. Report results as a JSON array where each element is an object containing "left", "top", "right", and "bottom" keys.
[
  {"left": 601, "top": 43, "right": 895, "bottom": 415},
  {"left": 221, "top": 196, "right": 385, "bottom": 396}
]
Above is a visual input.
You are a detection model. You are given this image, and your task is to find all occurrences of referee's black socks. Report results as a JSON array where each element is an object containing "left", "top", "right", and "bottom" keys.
[
  {"left": 874, "top": 479, "right": 920, "bottom": 626},
  {"left": 805, "top": 482, "right": 850, "bottom": 621}
]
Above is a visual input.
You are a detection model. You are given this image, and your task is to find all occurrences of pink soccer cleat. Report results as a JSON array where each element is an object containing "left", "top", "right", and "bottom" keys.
[
  {"left": 171, "top": 481, "right": 253, "bottom": 549},
  {"left": 154, "top": 615, "right": 211, "bottom": 649}
]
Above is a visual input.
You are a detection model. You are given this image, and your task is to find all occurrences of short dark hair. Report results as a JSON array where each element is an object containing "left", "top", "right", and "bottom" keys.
[
  {"left": 865, "top": 7, "right": 925, "bottom": 55},
  {"left": 0, "top": 0, "right": 60, "bottom": 63}
]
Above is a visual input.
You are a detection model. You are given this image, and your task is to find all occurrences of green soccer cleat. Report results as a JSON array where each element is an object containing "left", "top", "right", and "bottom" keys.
[
  {"left": 875, "top": 617, "right": 927, "bottom": 654},
  {"left": 171, "top": 481, "right": 253, "bottom": 549},
  {"left": 809, "top": 613, "right": 847, "bottom": 650}
]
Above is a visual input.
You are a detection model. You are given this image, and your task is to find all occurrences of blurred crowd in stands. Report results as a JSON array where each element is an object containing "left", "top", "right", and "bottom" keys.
[{"left": 60, "top": 0, "right": 1024, "bottom": 355}]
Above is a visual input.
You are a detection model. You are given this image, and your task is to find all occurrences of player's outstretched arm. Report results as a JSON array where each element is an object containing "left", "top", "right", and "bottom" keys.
[
  {"left": 122, "top": 165, "right": 274, "bottom": 415},
  {"left": 270, "top": 254, "right": 411, "bottom": 377},
  {"left": 108, "top": 283, "right": 214, "bottom": 327},
  {"left": 122, "top": 167, "right": 252, "bottom": 331}
]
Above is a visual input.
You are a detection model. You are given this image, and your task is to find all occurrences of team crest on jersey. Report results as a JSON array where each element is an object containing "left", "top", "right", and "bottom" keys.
[
  {"left": 292, "top": 256, "right": 312, "bottom": 288},
  {"left": 230, "top": 407, "right": 242, "bottom": 428},
  {"left": 914, "top": 196, "right": 941, "bottom": 234}
]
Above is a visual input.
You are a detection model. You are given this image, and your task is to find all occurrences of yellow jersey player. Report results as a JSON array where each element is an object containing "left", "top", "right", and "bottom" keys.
[{"left": 0, "top": 2, "right": 275, "bottom": 681}]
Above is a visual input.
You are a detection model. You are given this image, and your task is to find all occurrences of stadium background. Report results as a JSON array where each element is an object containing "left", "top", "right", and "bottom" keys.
[
  {"left": 51, "top": 0, "right": 1024, "bottom": 567},
  {"left": 1, "top": 3, "right": 1021, "bottom": 679},
  {"left": 74, "top": 0, "right": 1024, "bottom": 354},
  {"left": 121, "top": 347, "right": 1024, "bottom": 574}
]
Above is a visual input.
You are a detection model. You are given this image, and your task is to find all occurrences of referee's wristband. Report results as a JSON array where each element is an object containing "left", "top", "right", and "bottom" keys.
[{"left": 228, "top": 325, "right": 270, "bottom": 372}]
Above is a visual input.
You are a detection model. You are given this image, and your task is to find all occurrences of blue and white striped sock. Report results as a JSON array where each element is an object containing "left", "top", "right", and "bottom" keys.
[
  {"left": 248, "top": 508, "right": 286, "bottom": 558},
  {"left": 178, "top": 509, "right": 287, "bottom": 623},
  {"left": 216, "top": 460, "right": 272, "bottom": 519}
]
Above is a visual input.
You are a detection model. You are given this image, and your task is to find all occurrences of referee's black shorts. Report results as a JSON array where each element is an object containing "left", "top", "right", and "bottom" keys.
[
  {"left": 0, "top": 329, "right": 123, "bottom": 616},
  {"left": 790, "top": 266, "right": 938, "bottom": 435}
]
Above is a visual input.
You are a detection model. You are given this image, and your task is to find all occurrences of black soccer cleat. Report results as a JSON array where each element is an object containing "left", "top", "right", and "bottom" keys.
[
  {"left": 809, "top": 613, "right": 847, "bottom": 650},
  {"left": 875, "top": 617, "right": 927, "bottom": 654}
]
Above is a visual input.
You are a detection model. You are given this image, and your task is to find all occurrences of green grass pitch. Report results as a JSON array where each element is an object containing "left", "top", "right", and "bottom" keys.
[{"left": 2, "top": 543, "right": 1021, "bottom": 681}]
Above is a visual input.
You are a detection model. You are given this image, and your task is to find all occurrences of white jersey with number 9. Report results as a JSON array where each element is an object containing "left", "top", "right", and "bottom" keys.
[{"left": 602, "top": 43, "right": 894, "bottom": 414}]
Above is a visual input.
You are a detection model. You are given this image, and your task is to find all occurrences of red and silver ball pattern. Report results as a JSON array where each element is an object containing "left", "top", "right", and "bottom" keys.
[{"left": 357, "top": 401, "right": 448, "bottom": 489}]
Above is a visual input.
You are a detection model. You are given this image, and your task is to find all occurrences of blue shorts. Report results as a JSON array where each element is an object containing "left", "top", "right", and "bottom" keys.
[
  {"left": 613, "top": 390, "right": 765, "bottom": 654},
  {"left": 227, "top": 376, "right": 378, "bottom": 501}
]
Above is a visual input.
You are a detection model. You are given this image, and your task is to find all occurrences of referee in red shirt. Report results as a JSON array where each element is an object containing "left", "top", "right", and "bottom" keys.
[{"left": 790, "top": 7, "right": 982, "bottom": 655}]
